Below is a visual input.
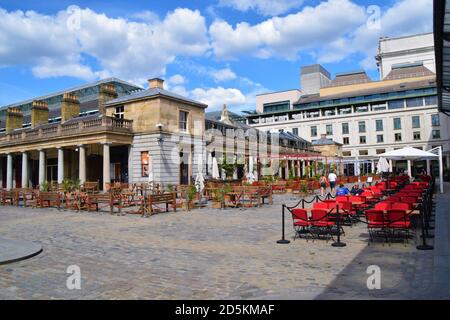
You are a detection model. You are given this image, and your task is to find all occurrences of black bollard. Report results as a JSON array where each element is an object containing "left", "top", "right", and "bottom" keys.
[
  {"left": 416, "top": 197, "right": 433, "bottom": 250},
  {"left": 332, "top": 204, "right": 346, "bottom": 247},
  {"left": 277, "top": 205, "right": 290, "bottom": 244}
]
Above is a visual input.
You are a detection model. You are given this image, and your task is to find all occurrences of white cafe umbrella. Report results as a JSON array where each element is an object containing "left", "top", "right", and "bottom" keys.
[
  {"left": 379, "top": 146, "right": 440, "bottom": 189},
  {"left": 376, "top": 157, "right": 390, "bottom": 174},
  {"left": 212, "top": 156, "right": 220, "bottom": 179},
  {"left": 207, "top": 152, "right": 213, "bottom": 176},
  {"left": 354, "top": 160, "right": 361, "bottom": 177},
  {"left": 247, "top": 156, "right": 255, "bottom": 184},
  {"left": 147, "top": 153, "right": 154, "bottom": 193},
  {"left": 195, "top": 153, "right": 205, "bottom": 193}
]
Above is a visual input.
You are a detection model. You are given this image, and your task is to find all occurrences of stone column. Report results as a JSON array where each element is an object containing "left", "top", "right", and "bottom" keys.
[
  {"left": 57, "top": 147, "right": 64, "bottom": 184},
  {"left": 103, "top": 143, "right": 111, "bottom": 192},
  {"left": 285, "top": 159, "right": 289, "bottom": 179},
  {"left": 0, "top": 157, "right": 3, "bottom": 188},
  {"left": 38, "top": 149, "right": 46, "bottom": 188},
  {"left": 371, "top": 160, "right": 375, "bottom": 174},
  {"left": 389, "top": 159, "right": 393, "bottom": 173},
  {"left": 21, "top": 152, "right": 28, "bottom": 188},
  {"left": 79, "top": 145, "right": 86, "bottom": 184},
  {"left": 426, "top": 160, "right": 431, "bottom": 175},
  {"left": 6, "top": 153, "right": 13, "bottom": 190},
  {"left": 297, "top": 160, "right": 301, "bottom": 177}
]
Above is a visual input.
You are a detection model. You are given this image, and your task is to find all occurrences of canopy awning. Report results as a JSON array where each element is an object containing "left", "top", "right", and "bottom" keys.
[{"left": 379, "top": 146, "right": 439, "bottom": 160}]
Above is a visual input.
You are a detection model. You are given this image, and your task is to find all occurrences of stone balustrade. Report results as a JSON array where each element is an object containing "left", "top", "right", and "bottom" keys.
[{"left": 0, "top": 116, "right": 133, "bottom": 146}]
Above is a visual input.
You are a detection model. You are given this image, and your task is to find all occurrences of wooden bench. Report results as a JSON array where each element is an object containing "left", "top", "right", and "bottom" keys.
[
  {"left": 144, "top": 192, "right": 176, "bottom": 216},
  {"left": 38, "top": 192, "right": 61, "bottom": 209},
  {"left": 1, "top": 190, "right": 18, "bottom": 205},
  {"left": 81, "top": 181, "right": 99, "bottom": 194},
  {"left": 85, "top": 192, "right": 121, "bottom": 214}
]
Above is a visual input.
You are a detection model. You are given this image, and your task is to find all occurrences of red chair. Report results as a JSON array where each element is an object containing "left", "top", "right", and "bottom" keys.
[
  {"left": 387, "top": 210, "right": 412, "bottom": 244},
  {"left": 374, "top": 202, "right": 392, "bottom": 211},
  {"left": 365, "top": 210, "right": 388, "bottom": 244},
  {"left": 349, "top": 195, "right": 369, "bottom": 211},
  {"left": 336, "top": 196, "right": 349, "bottom": 203},
  {"left": 401, "top": 196, "right": 417, "bottom": 204},
  {"left": 391, "top": 202, "right": 412, "bottom": 211},
  {"left": 310, "top": 209, "right": 335, "bottom": 240},
  {"left": 313, "top": 202, "right": 328, "bottom": 210},
  {"left": 291, "top": 209, "right": 310, "bottom": 239}
]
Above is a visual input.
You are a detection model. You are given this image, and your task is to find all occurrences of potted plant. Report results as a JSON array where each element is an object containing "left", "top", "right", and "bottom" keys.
[
  {"left": 219, "top": 155, "right": 236, "bottom": 180},
  {"left": 184, "top": 185, "right": 197, "bottom": 211}
]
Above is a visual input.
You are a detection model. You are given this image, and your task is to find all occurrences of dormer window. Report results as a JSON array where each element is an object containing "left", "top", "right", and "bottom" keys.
[{"left": 114, "top": 106, "right": 124, "bottom": 119}]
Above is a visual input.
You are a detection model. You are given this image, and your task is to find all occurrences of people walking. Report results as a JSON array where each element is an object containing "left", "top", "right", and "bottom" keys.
[
  {"left": 319, "top": 173, "right": 327, "bottom": 196},
  {"left": 328, "top": 170, "right": 337, "bottom": 195}
]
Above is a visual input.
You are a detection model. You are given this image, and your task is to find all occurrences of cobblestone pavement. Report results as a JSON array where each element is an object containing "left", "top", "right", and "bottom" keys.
[{"left": 0, "top": 189, "right": 448, "bottom": 300}]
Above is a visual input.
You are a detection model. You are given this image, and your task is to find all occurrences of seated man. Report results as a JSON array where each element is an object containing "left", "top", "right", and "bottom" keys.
[
  {"left": 350, "top": 184, "right": 364, "bottom": 195},
  {"left": 336, "top": 184, "right": 350, "bottom": 196}
]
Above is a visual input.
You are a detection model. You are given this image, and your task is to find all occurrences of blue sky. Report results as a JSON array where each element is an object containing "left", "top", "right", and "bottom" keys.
[{"left": 0, "top": 0, "right": 433, "bottom": 112}]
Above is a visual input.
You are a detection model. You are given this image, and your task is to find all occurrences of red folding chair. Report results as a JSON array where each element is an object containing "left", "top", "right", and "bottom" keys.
[
  {"left": 387, "top": 210, "right": 412, "bottom": 245},
  {"left": 391, "top": 202, "right": 412, "bottom": 211},
  {"left": 374, "top": 202, "right": 392, "bottom": 211},
  {"left": 291, "top": 208, "right": 310, "bottom": 240},
  {"left": 365, "top": 210, "right": 388, "bottom": 244},
  {"left": 310, "top": 209, "right": 335, "bottom": 241},
  {"left": 313, "top": 202, "right": 328, "bottom": 210}
]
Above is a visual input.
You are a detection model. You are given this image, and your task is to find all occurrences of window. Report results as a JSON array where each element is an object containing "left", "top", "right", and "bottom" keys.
[
  {"left": 292, "top": 128, "right": 299, "bottom": 136},
  {"left": 372, "top": 103, "right": 387, "bottom": 111},
  {"left": 406, "top": 97, "right": 424, "bottom": 108},
  {"left": 140, "top": 152, "right": 149, "bottom": 177},
  {"left": 359, "top": 150, "right": 368, "bottom": 156},
  {"left": 342, "top": 123, "right": 349, "bottom": 134},
  {"left": 326, "top": 124, "right": 333, "bottom": 135},
  {"left": 359, "top": 136, "right": 366, "bottom": 144},
  {"left": 358, "top": 121, "right": 366, "bottom": 133},
  {"left": 377, "top": 134, "right": 384, "bottom": 143},
  {"left": 393, "top": 118, "right": 402, "bottom": 130},
  {"left": 432, "top": 130, "right": 441, "bottom": 139},
  {"left": 425, "top": 95, "right": 437, "bottom": 106},
  {"left": 343, "top": 137, "right": 349, "bottom": 145},
  {"left": 375, "top": 120, "right": 383, "bottom": 131},
  {"left": 310, "top": 126, "right": 317, "bottom": 137},
  {"left": 412, "top": 116, "right": 420, "bottom": 128},
  {"left": 342, "top": 151, "right": 352, "bottom": 157},
  {"left": 114, "top": 106, "right": 124, "bottom": 119},
  {"left": 413, "top": 132, "right": 421, "bottom": 140},
  {"left": 376, "top": 149, "right": 386, "bottom": 154},
  {"left": 179, "top": 110, "right": 188, "bottom": 132},
  {"left": 388, "top": 99, "right": 404, "bottom": 109},
  {"left": 395, "top": 133, "right": 402, "bottom": 141},
  {"left": 431, "top": 114, "right": 440, "bottom": 126}
]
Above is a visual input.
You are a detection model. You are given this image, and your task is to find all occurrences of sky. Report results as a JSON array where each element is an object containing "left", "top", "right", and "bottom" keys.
[{"left": 0, "top": 0, "right": 433, "bottom": 113}]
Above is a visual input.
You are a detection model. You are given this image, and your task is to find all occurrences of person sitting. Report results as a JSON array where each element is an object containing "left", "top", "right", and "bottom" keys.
[
  {"left": 350, "top": 184, "right": 364, "bottom": 195},
  {"left": 336, "top": 184, "right": 350, "bottom": 196}
]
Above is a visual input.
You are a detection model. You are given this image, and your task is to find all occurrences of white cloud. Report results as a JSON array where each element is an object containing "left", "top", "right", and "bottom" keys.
[
  {"left": 219, "top": 0, "right": 304, "bottom": 16},
  {"left": 191, "top": 87, "right": 246, "bottom": 110},
  {"left": 211, "top": 68, "right": 237, "bottom": 82},
  {"left": 168, "top": 74, "right": 186, "bottom": 85},
  {"left": 317, "top": 0, "right": 433, "bottom": 69},
  {"left": 0, "top": 7, "right": 209, "bottom": 82},
  {"left": 210, "top": 0, "right": 366, "bottom": 60}
]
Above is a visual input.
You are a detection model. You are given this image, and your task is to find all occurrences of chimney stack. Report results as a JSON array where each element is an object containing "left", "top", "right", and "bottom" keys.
[
  {"left": 98, "top": 83, "right": 118, "bottom": 115},
  {"left": 61, "top": 93, "right": 80, "bottom": 122},
  {"left": 5, "top": 107, "right": 23, "bottom": 133},
  {"left": 31, "top": 100, "right": 49, "bottom": 128},
  {"left": 148, "top": 78, "right": 164, "bottom": 90}
]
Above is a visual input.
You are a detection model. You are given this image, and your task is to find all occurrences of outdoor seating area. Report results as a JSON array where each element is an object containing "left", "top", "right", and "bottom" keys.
[{"left": 286, "top": 175, "right": 435, "bottom": 248}]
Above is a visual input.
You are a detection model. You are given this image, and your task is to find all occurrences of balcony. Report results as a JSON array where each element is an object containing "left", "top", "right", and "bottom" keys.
[{"left": 0, "top": 116, "right": 133, "bottom": 147}]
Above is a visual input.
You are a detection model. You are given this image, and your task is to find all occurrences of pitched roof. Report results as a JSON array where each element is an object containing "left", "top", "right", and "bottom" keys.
[
  {"left": 312, "top": 136, "right": 342, "bottom": 146},
  {"left": 385, "top": 64, "right": 435, "bottom": 80},
  {"left": 328, "top": 71, "right": 372, "bottom": 87},
  {"left": 104, "top": 87, "right": 207, "bottom": 108}
]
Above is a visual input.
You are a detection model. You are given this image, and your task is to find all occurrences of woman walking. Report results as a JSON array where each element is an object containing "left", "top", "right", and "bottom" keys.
[{"left": 319, "top": 173, "right": 328, "bottom": 196}]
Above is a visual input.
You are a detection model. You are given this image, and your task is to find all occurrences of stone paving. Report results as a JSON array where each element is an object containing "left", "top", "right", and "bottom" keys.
[{"left": 0, "top": 186, "right": 449, "bottom": 300}]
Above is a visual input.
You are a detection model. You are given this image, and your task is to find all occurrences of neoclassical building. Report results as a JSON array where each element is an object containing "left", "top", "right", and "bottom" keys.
[{"left": 0, "top": 78, "right": 319, "bottom": 191}]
